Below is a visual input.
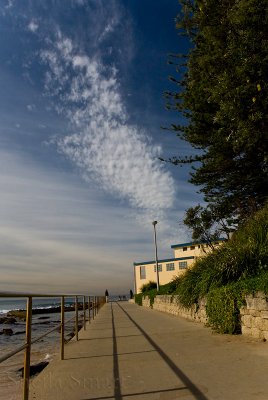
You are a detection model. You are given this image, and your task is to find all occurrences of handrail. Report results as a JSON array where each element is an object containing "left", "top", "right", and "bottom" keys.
[
  {"left": 0, "top": 343, "right": 28, "bottom": 364},
  {"left": 0, "top": 293, "right": 106, "bottom": 400}
]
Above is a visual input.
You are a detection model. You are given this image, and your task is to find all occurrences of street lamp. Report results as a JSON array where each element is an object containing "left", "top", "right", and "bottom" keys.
[{"left": 152, "top": 221, "right": 160, "bottom": 291}]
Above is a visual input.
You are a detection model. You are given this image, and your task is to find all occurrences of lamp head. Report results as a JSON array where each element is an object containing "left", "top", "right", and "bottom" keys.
[{"left": 152, "top": 221, "right": 158, "bottom": 226}]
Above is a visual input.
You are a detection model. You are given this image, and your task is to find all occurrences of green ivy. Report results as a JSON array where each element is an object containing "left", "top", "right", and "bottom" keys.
[
  {"left": 134, "top": 293, "right": 143, "bottom": 306},
  {"left": 206, "top": 284, "right": 242, "bottom": 334}
]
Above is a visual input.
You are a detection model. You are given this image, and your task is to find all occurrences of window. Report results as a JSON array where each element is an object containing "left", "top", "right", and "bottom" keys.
[
  {"left": 140, "top": 266, "right": 146, "bottom": 279},
  {"left": 183, "top": 247, "right": 187, "bottom": 251},
  {"left": 190, "top": 245, "right": 195, "bottom": 250},
  {"left": 179, "top": 261, "right": 187, "bottom": 269},
  {"left": 166, "top": 263, "right": 175, "bottom": 271},
  {"left": 154, "top": 264, "right": 162, "bottom": 272}
]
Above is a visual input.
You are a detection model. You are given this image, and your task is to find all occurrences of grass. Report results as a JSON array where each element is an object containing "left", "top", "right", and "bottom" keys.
[{"left": 135, "top": 203, "right": 268, "bottom": 333}]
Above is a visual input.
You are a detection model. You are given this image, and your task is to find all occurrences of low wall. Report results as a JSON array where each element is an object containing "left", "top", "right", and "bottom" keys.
[
  {"left": 142, "top": 295, "right": 208, "bottom": 324},
  {"left": 142, "top": 297, "right": 151, "bottom": 308},
  {"left": 241, "top": 292, "right": 268, "bottom": 340},
  {"left": 142, "top": 292, "right": 268, "bottom": 339}
]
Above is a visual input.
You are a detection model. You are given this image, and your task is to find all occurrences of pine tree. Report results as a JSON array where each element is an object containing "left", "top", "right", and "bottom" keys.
[{"left": 167, "top": 0, "right": 268, "bottom": 236}]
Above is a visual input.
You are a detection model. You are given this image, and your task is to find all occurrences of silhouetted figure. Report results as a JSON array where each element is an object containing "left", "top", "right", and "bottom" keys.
[
  {"left": 105, "top": 289, "right": 109, "bottom": 303},
  {"left": 130, "top": 289, "right": 133, "bottom": 299}
]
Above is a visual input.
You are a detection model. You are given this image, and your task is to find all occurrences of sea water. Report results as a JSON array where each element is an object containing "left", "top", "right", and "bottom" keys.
[
  {"left": 0, "top": 297, "right": 81, "bottom": 400},
  {"left": 0, "top": 295, "right": 125, "bottom": 399}
]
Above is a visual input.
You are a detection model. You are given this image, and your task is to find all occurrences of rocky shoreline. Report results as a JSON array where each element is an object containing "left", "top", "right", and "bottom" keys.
[{"left": 6, "top": 302, "right": 89, "bottom": 319}]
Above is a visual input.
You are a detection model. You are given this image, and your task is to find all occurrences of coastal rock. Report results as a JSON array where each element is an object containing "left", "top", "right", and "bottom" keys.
[
  {"left": 2, "top": 328, "right": 13, "bottom": 335},
  {"left": 14, "top": 330, "right": 26, "bottom": 335},
  {"left": 0, "top": 317, "right": 17, "bottom": 324},
  {"left": 7, "top": 310, "right": 26, "bottom": 320},
  {"left": 7, "top": 304, "right": 85, "bottom": 318}
]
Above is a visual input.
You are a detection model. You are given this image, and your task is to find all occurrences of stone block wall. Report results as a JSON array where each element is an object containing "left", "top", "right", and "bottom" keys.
[
  {"left": 142, "top": 295, "right": 208, "bottom": 324},
  {"left": 240, "top": 292, "right": 268, "bottom": 340},
  {"left": 141, "top": 292, "right": 268, "bottom": 339},
  {"left": 142, "top": 297, "right": 151, "bottom": 308}
]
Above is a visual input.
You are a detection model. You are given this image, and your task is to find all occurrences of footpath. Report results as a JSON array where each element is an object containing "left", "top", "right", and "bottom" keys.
[{"left": 30, "top": 301, "right": 268, "bottom": 400}]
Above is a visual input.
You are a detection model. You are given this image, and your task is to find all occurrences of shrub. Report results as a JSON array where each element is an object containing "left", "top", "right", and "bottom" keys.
[
  {"left": 174, "top": 203, "right": 268, "bottom": 307},
  {"left": 134, "top": 293, "right": 143, "bottom": 306},
  {"left": 206, "top": 284, "right": 242, "bottom": 334},
  {"left": 140, "top": 281, "right": 157, "bottom": 293}
]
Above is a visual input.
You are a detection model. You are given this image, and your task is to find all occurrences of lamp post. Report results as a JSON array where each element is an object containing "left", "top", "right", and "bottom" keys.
[{"left": 152, "top": 221, "right": 160, "bottom": 291}]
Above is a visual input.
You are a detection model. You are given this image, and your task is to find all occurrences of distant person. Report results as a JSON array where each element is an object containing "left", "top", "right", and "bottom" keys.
[
  {"left": 130, "top": 290, "right": 133, "bottom": 299},
  {"left": 105, "top": 289, "right": 109, "bottom": 303}
]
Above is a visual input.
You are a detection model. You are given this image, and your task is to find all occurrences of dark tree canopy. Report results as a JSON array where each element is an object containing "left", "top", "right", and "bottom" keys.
[{"left": 167, "top": 0, "right": 268, "bottom": 237}]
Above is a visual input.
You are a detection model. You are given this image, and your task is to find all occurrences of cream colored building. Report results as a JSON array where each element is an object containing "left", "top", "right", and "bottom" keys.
[{"left": 133, "top": 239, "right": 225, "bottom": 294}]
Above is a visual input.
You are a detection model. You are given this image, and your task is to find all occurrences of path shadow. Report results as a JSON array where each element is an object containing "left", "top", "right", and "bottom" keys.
[
  {"left": 116, "top": 302, "right": 209, "bottom": 400},
  {"left": 66, "top": 349, "right": 156, "bottom": 360},
  {"left": 79, "top": 334, "right": 143, "bottom": 341},
  {"left": 81, "top": 386, "right": 188, "bottom": 400}
]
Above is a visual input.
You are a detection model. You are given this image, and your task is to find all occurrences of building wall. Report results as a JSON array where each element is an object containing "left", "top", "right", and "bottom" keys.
[
  {"left": 172, "top": 241, "right": 223, "bottom": 259},
  {"left": 134, "top": 239, "right": 225, "bottom": 294},
  {"left": 134, "top": 257, "right": 195, "bottom": 294},
  {"left": 173, "top": 244, "right": 207, "bottom": 259}
]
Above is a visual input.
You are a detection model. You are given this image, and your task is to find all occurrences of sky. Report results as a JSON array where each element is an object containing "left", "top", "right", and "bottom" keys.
[{"left": 0, "top": 0, "right": 201, "bottom": 295}]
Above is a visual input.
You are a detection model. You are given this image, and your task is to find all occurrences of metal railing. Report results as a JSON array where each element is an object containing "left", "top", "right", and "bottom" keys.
[{"left": 0, "top": 293, "right": 106, "bottom": 400}]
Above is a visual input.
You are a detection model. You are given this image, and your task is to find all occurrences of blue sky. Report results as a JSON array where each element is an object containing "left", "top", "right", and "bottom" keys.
[{"left": 0, "top": 0, "right": 201, "bottom": 295}]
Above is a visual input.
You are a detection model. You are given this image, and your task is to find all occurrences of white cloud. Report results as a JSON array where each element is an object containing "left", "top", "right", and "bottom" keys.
[
  {"left": 27, "top": 104, "right": 35, "bottom": 111},
  {"left": 98, "top": 19, "right": 119, "bottom": 43},
  {"left": 0, "top": 150, "right": 153, "bottom": 293},
  {"left": 28, "top": 20, "right": 38, "bottom": 33},
  {"left": 40, "top": 32, "right": 176, "bottom": 218}
]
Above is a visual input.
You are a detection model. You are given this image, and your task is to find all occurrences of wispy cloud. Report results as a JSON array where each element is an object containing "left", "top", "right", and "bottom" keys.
[
  {"left": 26, "top": 104, "right": 35, "bottom": 111},
  {"left": 40, "top": 30, "right": 176, "bottom": 219},
  {"left": 28, "top": 20, "right": 38, "bottom": 32},
  {"left": 0, "top": 150, "right": 148, "bottom": 293}
]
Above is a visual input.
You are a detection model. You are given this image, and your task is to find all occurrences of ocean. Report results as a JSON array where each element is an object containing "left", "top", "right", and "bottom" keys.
[{"left": 0, "top": 297, "right": 84, "bottom": 400}]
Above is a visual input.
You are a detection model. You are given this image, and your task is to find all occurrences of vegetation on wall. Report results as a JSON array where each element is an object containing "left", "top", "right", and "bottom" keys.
[
  {"left": 135, "top": 281, "right": 177, "bottom": 307},
  {"left": 136, "top": 204, "right": 268, "bottom": 333},
  {"left": 140, "top": 281, "right": 157, "bottom": 293},
  {"left": 173, "top": 202, "right": 268, "bottom": 308}
]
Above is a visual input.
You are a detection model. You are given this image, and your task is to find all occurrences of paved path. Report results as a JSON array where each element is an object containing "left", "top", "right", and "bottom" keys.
[{"left": 30, "top": 301, "right": 268, "bottom": 400}]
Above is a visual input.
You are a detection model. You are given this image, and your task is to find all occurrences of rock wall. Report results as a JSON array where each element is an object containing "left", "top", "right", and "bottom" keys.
[
  {"left": 142, "top": 297, "right": 151, "bottom": 308},
  {"left": 240, "top": 292, "right": 268, "bottom": 340},
  {"left": 142, "top": 292, "right": 268, "bottom": 339},
  {"left": 142, "top": 295, "right": 208, "bottom": 324}
]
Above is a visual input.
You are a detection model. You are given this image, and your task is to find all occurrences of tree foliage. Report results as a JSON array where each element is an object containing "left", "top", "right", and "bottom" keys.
[{"left": 167, "top": 0, "right": 268, "bottom": 235}]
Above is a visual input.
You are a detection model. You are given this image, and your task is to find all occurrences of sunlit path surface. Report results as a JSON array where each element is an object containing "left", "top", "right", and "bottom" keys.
[{"left": 30, "top": 302, "right": 268, "bottom": 400}]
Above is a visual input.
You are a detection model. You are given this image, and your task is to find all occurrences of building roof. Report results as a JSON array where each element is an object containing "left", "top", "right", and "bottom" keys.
[
  {"left": 170, "top": 238, "right": 226, "bottom": 249},
  {"left": 133, "top": 256, "right": 194, "bottom": 266}
]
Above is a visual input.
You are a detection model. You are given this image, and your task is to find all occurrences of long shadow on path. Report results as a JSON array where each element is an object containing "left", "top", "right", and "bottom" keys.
[
  {"left": 82, "top": 302, "right": 209, "bottom": 400},
  {"left": 116, "top": 302, "right": 209, "bottom": 400}
]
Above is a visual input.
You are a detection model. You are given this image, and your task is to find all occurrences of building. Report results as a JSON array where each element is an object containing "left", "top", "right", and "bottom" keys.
[{"left": 133, "top": 239, "right": 225, "bottom": 294}]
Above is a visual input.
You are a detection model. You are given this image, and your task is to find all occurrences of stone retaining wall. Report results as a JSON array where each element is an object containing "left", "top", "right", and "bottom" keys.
[
  {"left": 142, "top": 295, "right": 208, "bottom": 324},
  {"left": 241, "top": 292, "right": 268, "bottom": 340},
  {"left": 142, "top": 292, "right": 268, "bottom": 339},
  {"left": 142, "top": 297, "right": 151, "bottom": 308}
]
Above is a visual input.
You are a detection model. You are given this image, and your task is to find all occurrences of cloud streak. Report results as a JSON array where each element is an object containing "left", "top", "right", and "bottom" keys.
[{"left": 40, "top": 29, "right": 176, "bottom": 215}]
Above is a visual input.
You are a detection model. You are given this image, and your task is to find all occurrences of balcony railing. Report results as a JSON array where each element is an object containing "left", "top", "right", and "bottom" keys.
[{"left": 0, "top": 293, "right": 106, "bottom": 400}]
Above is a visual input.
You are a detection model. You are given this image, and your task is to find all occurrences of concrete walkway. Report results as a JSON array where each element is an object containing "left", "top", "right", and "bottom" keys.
[{"left": 30, "top": 301, "right": 268, "bottom": 400}]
